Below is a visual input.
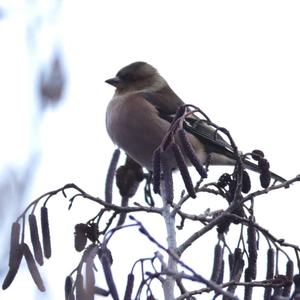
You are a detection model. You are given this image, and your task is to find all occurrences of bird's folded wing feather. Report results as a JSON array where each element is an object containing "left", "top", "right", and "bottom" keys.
[{"left": 141, "top": 90, "right": 235, "bottom": 158}]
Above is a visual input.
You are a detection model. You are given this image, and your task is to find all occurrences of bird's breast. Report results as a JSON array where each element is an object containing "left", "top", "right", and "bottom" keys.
[{"left": 106, "top": 94, "right": 170, "bottom": 169}]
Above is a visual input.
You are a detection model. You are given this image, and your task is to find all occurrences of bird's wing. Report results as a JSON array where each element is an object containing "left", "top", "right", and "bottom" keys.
[
  {"left": 141, "top": 90, "right": 286, "bottom": 182},
  {"left": 141, "top": 89, "right": 235, "bottom": 158},
  {"left": 142, "top": 86, "right": 185, "bottom": 115}
]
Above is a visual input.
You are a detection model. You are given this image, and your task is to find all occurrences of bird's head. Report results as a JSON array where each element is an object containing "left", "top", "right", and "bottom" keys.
[{"left": 105, "top": 61, "right": 166, "bottom": 93}]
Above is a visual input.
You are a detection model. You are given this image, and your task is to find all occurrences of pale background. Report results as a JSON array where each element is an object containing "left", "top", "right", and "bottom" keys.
[{"left": 0, "top": 0, "right": 300, "bottom": 299}]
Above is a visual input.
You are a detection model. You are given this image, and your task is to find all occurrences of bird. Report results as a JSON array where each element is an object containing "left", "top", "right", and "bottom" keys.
[{"left": 105, "top": 61, "right": 285, "bottom": 183}]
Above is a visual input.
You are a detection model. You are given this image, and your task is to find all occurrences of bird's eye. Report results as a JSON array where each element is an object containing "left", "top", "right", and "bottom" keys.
[{"left": 119, "top": 72, "right": 136, "bottom": 82}]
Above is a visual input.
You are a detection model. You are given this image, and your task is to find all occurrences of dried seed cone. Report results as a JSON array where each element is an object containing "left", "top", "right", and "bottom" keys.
[
  {"left": 86, "top": 223, "right": 99, "bottom": 243},
  {"left": 29, "top": 214, "right": 44, "bottom": 266},
  {"left": 242, "top": 170, "right": 251, "bottom": 193},
  {"left": 251, "top": 149, "right": 265, "bottom": 161},
  {"left": 74, "top": 223, "right": 87, "bottom": 252},
  {"left": 23, "top": 243, "right": 45, "bottom": 292},
  {"left": 217, "top": 173, "right": 231, "bottom": 189},
  {"left": 258, "top": 158, "right": 270, "bottom": 171},
  {"left": 260, "top": 171, "right": 271, "bottom": 188},
  {"left": 41, "top": 207, "right": 51, "bottom": 259},
  {"left": 171, "top": 143, "right": 196, "bottom": 198}
]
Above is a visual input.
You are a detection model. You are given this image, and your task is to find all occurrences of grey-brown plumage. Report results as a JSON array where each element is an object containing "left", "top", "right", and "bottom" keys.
[{"left": 105, "top": 61, "right": 285, "bottom": 182}]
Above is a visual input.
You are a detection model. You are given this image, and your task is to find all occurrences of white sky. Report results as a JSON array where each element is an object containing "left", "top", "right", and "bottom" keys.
[{"left": 1, "top": 1, "right": 300, "bottom": 299}]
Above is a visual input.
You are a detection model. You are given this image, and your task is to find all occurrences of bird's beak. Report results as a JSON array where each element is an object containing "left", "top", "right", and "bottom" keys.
[{"left": 105, "top": 76, "right": 123, "bottom": 88}]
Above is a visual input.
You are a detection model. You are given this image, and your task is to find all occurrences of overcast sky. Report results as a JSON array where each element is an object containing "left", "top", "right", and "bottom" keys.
[{"left": 1, "top": 1, "right": 300, "bottom": 299}]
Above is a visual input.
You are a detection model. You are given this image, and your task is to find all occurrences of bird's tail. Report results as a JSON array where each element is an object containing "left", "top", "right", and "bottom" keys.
[{"left": 243, "top": 159, "right": 286, "bottom": 183}]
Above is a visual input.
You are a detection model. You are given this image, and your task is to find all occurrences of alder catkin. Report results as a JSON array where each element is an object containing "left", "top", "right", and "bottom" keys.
[
  {"left": 171, "top": 143, "right": 196, "bottom": 198},
  {"left": 178, "top": 128, "right": 207, "bottom": 178},
  {"left": 105, "top": 148, "right": 121, "bottom": 204},
  {"left": 2, "top": 245, "right": 23, "bottom": 290},
  {"left": 75, "top": 273, "right": 86, "bottom": 300},
  {"left": 22, "top": 243, "right": 45, "bottom": 292},
  {"left": 264, "top": 248, "right": 275, "bottom": 300},
  {"left": 160, "top": 150, "right": 174, "bottom": 204},
  {"left": 85, "top": 246, "right": 98, "bottom": 299},
  {"left": 247, "top": 224, "right": 257, "bottom": 280},
  {"left": 124, "top": 273, "right": 135, "bottom": 300},
  {"left": 282, "top": 260, "right": 294, "bottom": 297},
  {"left": 100, "top": 250, "right": 119, "bottom": 300},
  {"left": 8, "top": 222, "right": 21, "bottom": 268},
  {"left": 41, "top": 206, "right": 51, "bottom": 259},
  {"left": 216, "top": 260, "right": 225, "bottom": 284},
  {"left": 64, "top": 276, "right": 73, "bottom": 300},
  {"left": 152, "top": 148, "right": 161, "bottom": 194},
  {"left": 210, "top": 244, "right": 223, "bottom": 282},
  {"left": 29, "top": 214, "right": 44, "bottom": 266},
  {"left": 244, "top": 267, "right": 253, "bottom": 300}
]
